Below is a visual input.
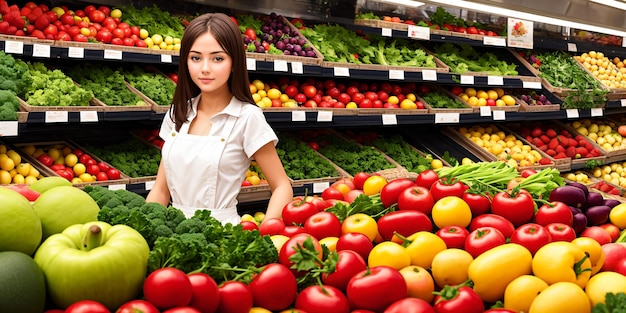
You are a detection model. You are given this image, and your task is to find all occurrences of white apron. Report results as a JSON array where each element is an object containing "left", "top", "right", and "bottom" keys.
[{"left": 161, "top": 114, "right": 241, "bottom": 225}]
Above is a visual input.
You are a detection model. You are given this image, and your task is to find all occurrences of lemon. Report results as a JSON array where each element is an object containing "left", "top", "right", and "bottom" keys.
[
  {"left": 73, "top": 163, "right": 87, "bottom": 176},
  {"left": 71, "top": 177, "right": 83, "bottom": 184},
  {"left": 501, "top": 95, "right": 516, "bottom": 106},
  {"left": 257, "top": 90, "right": 267, "bottom": 98},
  {"left": 47, "top": 148, "right": 61, "bottom": 162},
  {"left": 346, "top": 102, "right": 358, "bottom": 109},
  {"left": 16, "top": 163, "right": 31, "bottom": 177},
  {"left": 487, "top": 90, "right": 499, "bottom": 100},
  {"left": 12, "top": 174, "right": 24, "bottom": 184},
  {"left": 252, "top": 93, "right": 261, "bottom": 103},
  {"left": 0, "top": 157, "right": 14, "bottom": 171},
  {"left": 431, "top": 159, "right": 443, "bottom": 169},
  {"left": 400, "top": 99, "right": 416, "bottom": 109},
  {"left": 279, "top": 94, "right": 290, "bottom": 103},
  {"left": 110, "top": 9, "right": 122, "bottom": 19},
  {"left": 388, "top": 96, "right": 399, "bottom": 105},
  {"left": 0, "top": 170, "right": 11, "bottom": 184},
  {"left": 252, "top": 80, "right": 265, "bottom": 91},
  {"left": 494, "top": 88, "right": 505, "bottom": 98},
  {"left": 32, "top": 148, "right": 44, "bottom": 158},
  {"left": 164, "top": 36, "right": 174, "bottom": 45},
  {"left": 406, "top": 93, "right": 417, "bottom": 101},
  {"left": 6, "top": 150, "right": 20, "bottom": 165},
  {"left": 28, "top": 167, "right": 40, "bottom": 178},
  {"left": 159, "top": 42, "right": 168, "bottom": 50},
  {"left": 461, "top": 157, "right": 474, "bottom": 165},
  {"left": 151, "top": 34, "right": 163, "bottom": 45},
  {"left": 476, "top": 90, "right": 489, "bottom": 99},
  {"left": 467, "top": 96, "right": 479, "bottom": 106},
  {"left": 267, "top": 88, "right": 281, "bottom": 100},
  {"left": 24, "top": 175, "right": 38, "bottom": 185},
  {"left": 22, "top": 145, "right": 36, "bottom": 156},
  {"left": 139, "top": 29, "right": 149, "bottom": 39},
  {"left": 79, "top": 173, "right": 95, "bottom": 182},
  {"left": 477, "top": 98, "right": 487, "bottom": 106},
  {"left": 465, "top": 87, "right": 477, "bottom": 97},
  {"left": 144, "top": 37, "right": 154, "bottom": 48},
  {"left": 246, "top": 175, "right": 261, "bottom": 185},
  {"left": 64, "top": 154, "right": 78, "bottom": 167}
]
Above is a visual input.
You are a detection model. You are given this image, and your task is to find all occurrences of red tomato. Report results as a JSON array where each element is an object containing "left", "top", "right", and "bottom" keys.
[
  {"left": 187, "top": 273, "right": 219, "bottom": 313},
  {"left": 65, "top": 300, "right": 110, "bottom": 313},
  {"left": 462, "top": 192, "right": 491, "bottom": 216},
  {"left": 335, "top": 232, "right": 373, "bottom": 261},
  {"left": 510, "top": 223, "right": 552, "bottom": 255},
  {"left": 144, "top": 268, "right": 193, "bottom": 310},
  {"left": 216, "top": 281, "right": 252, "bottom": 313},
  {"left": 491, "top": 191, "right": 535, "bottom": 227},
  {"left": 304, "top": 195, "right": 332, "bottom": 211},
  {"left": 307, "top": 141, "right": 319, "bottom": 150},
  {"left": 282, "top": 197, "right": 318, "bottom": 226},
  {"left": 464, "top": 227, "right": 506, "bottom": 258},
  {"left": 304, "top": 211, "right": 342, "bottom": 239},
  {"left": 600, "top": 223, "right": 621, "bottom": 242},
  {"left": 249, "top": 263, "right": 298, "bottom": 311},
  {"left": 346, "top": 86, "right": 360, "bottom": 96},
  {"left": 321, "top": 187, "right": 344, "bottom": 201},
  {"left": 347, "top": 266, "right": 407, "bottom": 312},
  {"left": 469, "top": 214, "right": 515, "bottom": 238},
  {"left": 534, "top": 201, "right": 573, "bottom": 227},
  {"left": 484, "top": 310, "right": 516, "bottom": 313},
  {"left": 545, "top": 223, "right": 577, "bottom": 242},
  {"left": 280, "top": 225, "right": 306, "bottom": 237},
  {"left": 580, "top": 226, "right": 612, "bottom": 245},
  {"left": 430, "top": 179, "right": 467, "bottom": 201},
  {"left": 377, "top": 210, "right": 432, "bottom": 242},
  {"left": 240, "top": 220, "right": 259, "bottom": 231},
  {"left": 380, "top": 178, "right": 415, "bottom": 208},
  {"left": 95, "top": 30, "right": 113, "bottom": 43},
  {"left": 352, "top": 93, "right": 365, "bottom": 104},
  {"left": 433, "top": 285, "right": 484, "bottom": 313},
  {"left": 295, "top": 285, "right": 350, "bottom": 313},
  {"left": 244, "top": 28, "right": 256, "bottom": 40},
  {"left": 385, "top": 298, "right": 435, "bottom": 313},
  {"left": 302, "top": 85, "right": 317, "bottom": 99},
  {"left": 322, "top": 250, "right": 367, "bottom": 292},
  {"left": 435, "top": 225, "right": 470, "bottom": 249},
  {"left": 352, "top": 172, "right": 371, "bottom": 190},
  {"left": 162, "top": 308, "right": 201, "bottom": 313},
  {"left": 259, "top": 218, "right": 286, "bottom": 236},
  {"left": 112, "top": 27, "right": 125, "bottom": 39},
  {"left": 88, "top": 9, "right": 105, "bottom": 23},
  {"left": 397, "top": 186, "right": 434, "bottom": 214},
  {"left": 60, "top": 13, "right": 74, "bottom": 25},
  {"left": 107, "top": 168, "right": 121, "bottom": 180},
  {"left": 117, "top": 300, "right": 160, "bottom": 313},
  {"left": 279, "top": 234, "right": 323, "bottom": 275},
  {"left": 96, "top": 171, "right": 108, "bottom": 181}
]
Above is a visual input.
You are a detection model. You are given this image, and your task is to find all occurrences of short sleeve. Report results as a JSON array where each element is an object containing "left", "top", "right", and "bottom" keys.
[
  {"left": 159, "top": 108, "right": 175, "bottom": 140},
  {"left": 242, "top": 105, "right": 278, "bottom": 158}
]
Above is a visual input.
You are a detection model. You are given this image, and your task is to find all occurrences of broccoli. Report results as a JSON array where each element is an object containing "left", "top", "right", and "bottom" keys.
[
  {"left": 175, "top": 217, "right": 207, "bottom": 235},
  {"left": 97, "top": 205, "right": 131, "bottom": 225},
  {"left": 148, "top": 233, "right": 210, "bottom": 274}
]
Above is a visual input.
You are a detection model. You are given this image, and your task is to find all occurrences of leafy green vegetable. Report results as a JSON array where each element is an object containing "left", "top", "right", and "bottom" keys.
[
  {"left": 81, "top": 138, "right": 161, "bottom": 178},
  {"left": 592, "top": 292, "right": 626, "bottom": 313},
  {"left": 0, "top": 50, "right": 31, "bottom": 95},
  {"left": 21, "top": 62, "right": 93, "bottom": 106},
  {"left": 0, "top": 90, "right": 19, "bottom": 121},
  {"left": 348, "top": 132, "right": 435, "bottom": 173},
  {"left": 326, "top": 194, "right": 388, "bottom": 222},
  {"left": 432, "top": 42, "right": 518, "bottom": 76},
  {"left": 120, "top": 4, "right": 186, "bottom": 38},
  {"left": 67, "top": 63, "right": 145, "bottom": 107},
  {"left": 420, "top": 90, "right": 467, "bottom": 108},
  {"left": 122, "top": 66, "right": 176, "bottom": 106},
  {"left": 356, "top": 12, "right": 380, "bottom": 20},
  {"left": 276, "top": 134, "right": 340, "bottom": 180}
]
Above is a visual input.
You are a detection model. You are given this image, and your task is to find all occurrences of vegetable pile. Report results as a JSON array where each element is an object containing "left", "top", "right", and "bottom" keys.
[
  {"left": 66, "top": 63, "right": 145, "bottom": 107},
  {"left": 420, "top": 88, "right": 467, "bottom": 109},
  {"left": 276, "top": 133, "right": 340, "bottom": 180},
  {"left": 432, "top": 43, "right": 518, "bottom": 75},
  {"left": 22, "top": 62, "right": 93, "bottom": 107},
  {"left": 122, "top": 66, "right": 176, "bottom": 107},
  {"left": 238, "top": 13, "right": 317, "bottom": 57},
  {"left": 80, "top": 138, "right": 161, "bottom": 178}
]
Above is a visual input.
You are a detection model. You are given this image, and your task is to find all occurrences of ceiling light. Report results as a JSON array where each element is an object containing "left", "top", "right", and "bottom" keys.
[
  {"left": 590, "top": 0, "right": 626, "bottom": 11},
  {"left": 381, "top": 0, "right": 426, "bottom": 7}
]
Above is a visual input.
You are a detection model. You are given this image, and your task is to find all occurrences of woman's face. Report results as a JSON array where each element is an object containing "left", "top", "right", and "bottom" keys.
[{"left": 187, "top": 31, "right": 232, "bottom": 95}]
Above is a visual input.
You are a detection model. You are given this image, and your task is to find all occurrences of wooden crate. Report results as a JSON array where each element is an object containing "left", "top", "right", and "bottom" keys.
[
  {"left": 557, "top": 119, "right": 626, "bottom": 163},
  {"left": 18, "top": 97, "right": 105, "bottom": 112},
  {"left": 417, "top": 87, "right": 474, "bottom": 114},
  {"left": 0, "top": 140, "right": 59, "bottom": 185}
]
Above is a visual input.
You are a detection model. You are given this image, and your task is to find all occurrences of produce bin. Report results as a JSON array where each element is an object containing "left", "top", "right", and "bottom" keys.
[
  {"left": 558, "top": 118, "right": 626, "bottom": 163},
  {"left": 0, "top": 140, "right": 58, "bottom": 185}
]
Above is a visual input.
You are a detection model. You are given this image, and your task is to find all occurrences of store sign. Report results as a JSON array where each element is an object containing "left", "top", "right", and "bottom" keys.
[{"left": 507, "top": 18, "right": 533, "bottom": 49}]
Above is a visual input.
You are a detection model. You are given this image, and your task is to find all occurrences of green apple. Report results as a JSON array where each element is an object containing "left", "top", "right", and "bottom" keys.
[
  {"left": 0, "top": 187, "right": 42, "bottom": 255},
  {"left": 34, "top": 221, "right": 150, "bottom": 310},
  {"left": 28, "top": 176, "right": 72, "bottom": 194},
  {"left": 33, "top": 186, "right": 99, "bottom": 239}
]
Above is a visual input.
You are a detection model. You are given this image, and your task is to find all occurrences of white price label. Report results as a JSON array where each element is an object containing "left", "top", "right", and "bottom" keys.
[
  {"left": 79, "top": 111, "right": 99, "bottom": 122},
  {"left": 487, "top": 76, "right": 504, "bottom": 85},
  {"left": 291, "top": 110, "right": 306, "bottom": 122},
  {"left": 623, "top": 37, "right": 626, "bottom": 48},
  {"left": 523, "top": 81, "right": 542, "bottom": 89},
  {"left": 422, "top": 70, "right": 437, "bottom": 81},
  {"left": 68, "top": 47, "right": 84, "bottom": 58},
  {"left": 434, "top": 113, "right": 460, "bottom": 124},
  {"left": 566, "top": 109, "right": 579, "bottom": 119},
  {"left": 0, "top": 121, "right": 18, "bottom": 136},
  {"left": 103, "top": 49, "right": 123, "bottom": 60},
  {"left": 144, "top": 180, "right": 156, "bottom": 190},
  {"left": 32, "top": 44, "right": 51, "bottom": 58},
  {"left": 407, "top": 25, "right": 430, "bottom": 40},
  {"left": 567, "top": 43, "right": 577, "bottom": 52},
  {"left": 291, "top": 61, "right": 303, "bottom": 74},
  {"left": 107, "top": 184, "right": 126, "bottom": 190},
  {"left": 492, "top": 110, "right": 506, "bottom": 120},
  {"left": 317, "top": 111, "right": 333, "bottom": 122},
  {"left": 45, "top": 111, "right": 69, "bottom": 123},
  {"left": 480, "top": 106, "right": 491, "bottom": 117},
  {"left": 4, "top": 40, "right": 23, "bottom": 54},
  {"left": 483, "top": 36, "right": 507, "bottom": 47},
  {"left": 313, "top": 182, "right": 330, "bottom": 193},
  {"left": 274, "top": 59, "right": 288, "bottom": 72},
  {"left": 621, "top": 99, "right": 626, "bottom": 107},
  {"left": 460, "top": 75, "right": 474, "bottom": 84},
  {"left": 382, "top": 114, "right": 397, "bottom": 125},
  {"left": 591, "top": 108, "right": 603, "bottom": 117},
  {"left": 381, "top": 28, "right": 392, "bottom": 37},
  {"left": 161, "top": 54, "right": 172, "bottom": 63},
  {"left": 246, "top": 58, "right": 256, "bottom": 71},
  {"left": 389, "top": 69, "right": 405, "bottom": 80},
  {"left": 334, "top": 67, "right": 350, "bottom": 77}
]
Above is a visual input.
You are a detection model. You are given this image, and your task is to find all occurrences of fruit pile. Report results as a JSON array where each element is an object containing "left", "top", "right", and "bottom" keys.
[
  {"left": 515, "top": 122, "right": 603, "bottom": 160},
  {"left": 574, "top": 51, "right": 626, "bottom": 89},
  {"left": 591, "top": 162, "right": 626, "bottom": 189},
  {"left": 243, "top": 161, "right": 266, "bottom": 187},
  {"left": 566, "top": 119, "right": 626, "bottom": 152},
  {"left": 451, "top": 87, "right": 517, "bottom": 107},
  {"left": 19, "top": 143, "right": 121, "bottom": 183},
  {"left": 515, "top": 90, "right": 555, "bottom": 107},
  {"left": 0, "top": 145, "right": 42, "bottom": 185},
  {"left": 238, "top": 13, "right": 317, "bottom": 57}
]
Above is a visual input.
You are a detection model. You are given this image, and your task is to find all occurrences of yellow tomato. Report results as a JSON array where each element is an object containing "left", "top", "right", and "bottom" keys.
[
  {"left": 250, "top": 307, "right": 273, "bottom": 313},
  {"left": 399, "top": 265, "right": 435, "bottom": 303},
  {"left": 504, "top": 275, "right": 548, "bottom": 313},
  {"left": 431, "top": 196, "right": 472, "bottom": 228},
  {"left": 610, "top": 203, "right": 626, "bottom": 229},
  {"left": 362, "top": 175, "right": 387, "bottom": 196},
  {"left": 15, "top": 163, "right": 31, "bottom": 177},
  {"left": 401, "top": 231, "right": 447, "bottom": 268},
  {"left": 431, "top": 248, "right": 473, "bottom": 288},
  {"left": 368, "top": 241, "right": 411, "bottom": 270},
  {"left": 585, "top": 271, "right": 626, "bottom": 307},
  {"left": 528, "top": 282, "right": 590, "bottom": 313},
  {"left": 270, "top": 235, "right": 290, "bottom": 251},
  {"left": 571, "top": 237, "right": 605, "bottom": 275},
  {"left": 341, "top": 213, "right": 378, "bottom": 241},
  {"left": 319, "top": 236, "right": 339, "bottom": 252},
  {"left": 110, "top": 8, "right": 122, "bottom": 18}
]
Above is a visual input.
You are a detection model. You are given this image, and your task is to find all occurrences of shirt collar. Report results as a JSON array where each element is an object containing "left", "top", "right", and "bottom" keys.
[{"left": 189, "top": 95, "right": 243, "bottom": 120}]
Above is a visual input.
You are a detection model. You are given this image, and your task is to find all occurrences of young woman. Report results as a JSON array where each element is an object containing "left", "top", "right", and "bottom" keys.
[{"left": 146, "top": 13, "right": 293, "bottom": 225}]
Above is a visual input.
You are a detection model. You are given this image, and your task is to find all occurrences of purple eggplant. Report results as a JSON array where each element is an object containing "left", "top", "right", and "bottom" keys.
[
  {"left": 572, "top": 213, "right": 588, "bottom": 234},
  {"left": 569, "top": 205, "right": 583, "bottom": 215},
  {"left": 604, "top": 198, "right": 621, "bottom": 208},
  {"left": 585, "top": 205, "right": 611, "bottom": 226},
  {"left": 584, "top": 192, "right": 605, "bottom": 209},
  {"left": 566, "top": 181, "right": 589, "bottom": 198},
  {"left": 549, "top": 185, "right": 587, "bottom": 208}
]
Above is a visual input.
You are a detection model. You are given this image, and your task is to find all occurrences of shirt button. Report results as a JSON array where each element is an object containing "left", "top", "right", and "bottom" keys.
[
  {"left": 221, "top": 138, "right": 225, "bottom": 142},
  {"left": 172, "top": 132, "right": 176, "bottom": 136}
]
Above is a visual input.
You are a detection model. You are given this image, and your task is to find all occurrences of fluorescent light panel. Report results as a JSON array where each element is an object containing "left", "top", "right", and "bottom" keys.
[
  {"left": 424, "top": 0, "right": 626, "bottom": 37},
  {"left": 590, "top": 0, "right": 626, "bottom": 11},
  {"left": 381, "top": 0, "right": 426, "bottom": 7}
]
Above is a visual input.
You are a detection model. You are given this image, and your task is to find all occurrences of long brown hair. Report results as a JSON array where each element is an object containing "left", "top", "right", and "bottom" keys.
[{"left": 170, "top": 13, "right": 254, "bottom": 131}]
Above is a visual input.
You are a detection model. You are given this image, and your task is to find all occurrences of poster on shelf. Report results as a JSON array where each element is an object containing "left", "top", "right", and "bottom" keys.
[{"left": 507, "top": 17, "right": 533, "bottom": 49}]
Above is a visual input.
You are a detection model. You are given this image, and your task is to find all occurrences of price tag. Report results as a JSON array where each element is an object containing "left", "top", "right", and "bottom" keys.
[
  {"left": 591, "top": 107, "right": 603, "bottom": 117},
  {"left": 107, "top": 184, "right": 126, "bottom": 190},
  {"left": 483, "top": 36, "right": 506, "bottom": 47},
  {"left": 4, "top": 40, "right": 23, "bottom": 54},
  {"left": 274, "top": 59, "right": 288, "bottom": 72},
  {"left": 382, "top": 114, "right": 397, "bottom": 125},
  {"left": 317, "top": 110, "right": 333, "bottom": 122},
  {"left": 68, "top": 47, "right": 84, "bottom": 58},
  {"left": 45, "top": 111, "right": 69, "bottom": 123},
  {"left": 434, "top": 113, "right": 460, "bottom": 124},
  {"left": 246, "top": 58, "right": 256, "bottom": 71},
  {"left": 566, "top": 109, "right": 579, "bottom": 119},
  {"left": 32, "top": 44, "right": 51, "bottom": 58},
  {"left": 313, "top": 182, "right": 330, "bottom": 193},
  {"left": 523, "top": 81, "right": 542, "bottom": 89},
  {"left": 103, "top": 49, "right": 123, "bottom": 60},
  {"left": 461, "top": 75, "right": 474, "bottom": 84},
  {"left": 291, "top": 61, "right": 303, "bottom": 74},
  {"left": 487, "top": 76, "right": 504, "bottom": 85},
  {"left": 291, "top": 110, "right": 306, "bottom": 121},
  {"left": 0, "top": 121, "right": 18, "bottom": 136},
  {"left": 623, "top": 37, "right": 626, "bottom": 48},
  {"left": 144, "top": 180, "right": 156, "bottom": 190},
  {"left": 422, "top": 69, "right": 437, "bottom": 81},
  {"left": 79, "top": 111, "right": 99, "bottom": 122},
  {"left": 621, "top": 99, "right": 626, "bottom": 107},
  {"left": 407, "top": 25, "right": 430, "bottom": 40},
  {"left": 389, "top": 69, "right": 405, "bottom": 80},
  {"left": 492, "top": 110, "right": 506, "bottom": 120},
  {"left": 567, "top": 43, "right": 577, "bottom": 52},
  {"left": 381, "top": 28, "right": 392, "bottom": 37},
  {"left": 334, "top": 67, "right": 350, "bottom": 77},
  {"left": 161, "top": 54, "right": 172, "bottom": 63},
  {"left": 480, "top": 106, "right": 491, "bottom": 116}
]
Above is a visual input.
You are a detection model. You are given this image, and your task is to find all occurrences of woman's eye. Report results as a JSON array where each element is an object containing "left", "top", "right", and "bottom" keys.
[
  {"left": 213, "top": 56, "right": 224, "bottom": 62},
  {"left": 190, "top": 55, "right": 200, "bottom": 61}
]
